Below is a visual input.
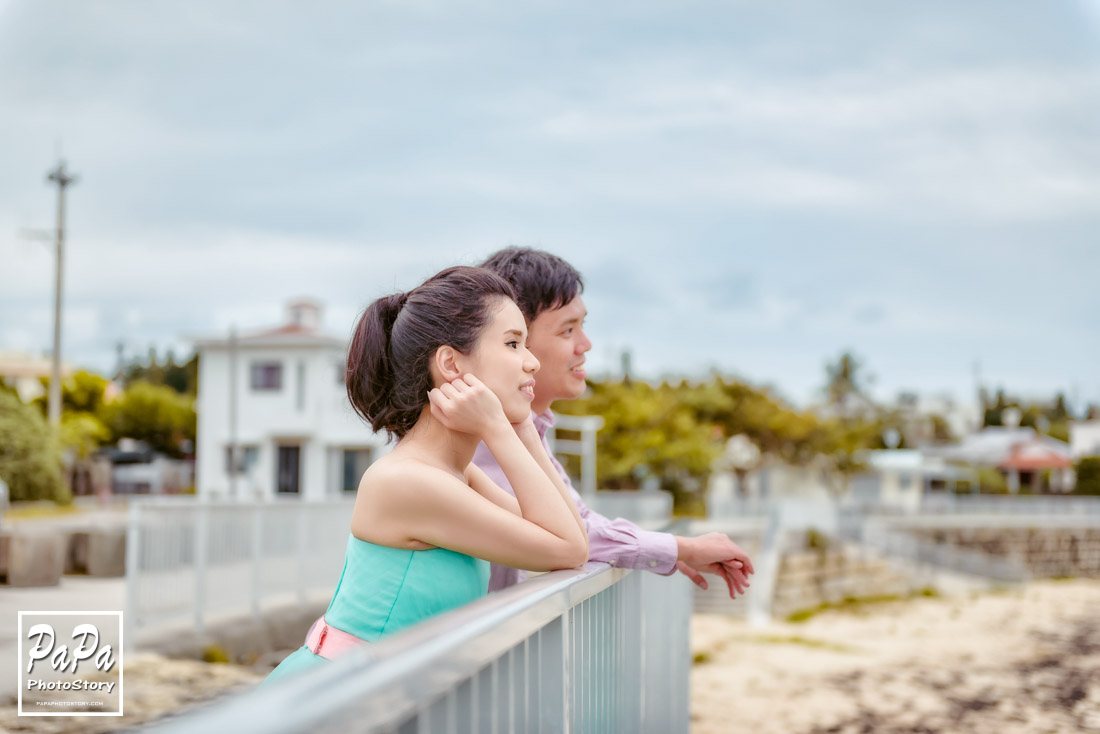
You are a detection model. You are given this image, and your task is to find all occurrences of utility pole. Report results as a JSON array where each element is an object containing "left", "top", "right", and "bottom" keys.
[
  {"left": 45, "top": 160, "right": 78, "bottom": 426},
  {"left": 228, "top": 326, "right": 238, "bottom": 499}
]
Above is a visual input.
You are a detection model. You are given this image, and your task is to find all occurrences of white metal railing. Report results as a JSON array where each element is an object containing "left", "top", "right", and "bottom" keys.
[
  {"left": 140, "top": 558, "right": 693, "bottom": 734},
  {"left": 547, "top": 413, "right": 604, "bottom": 496},
  {"left": 920, "top": 494, "right": 1100, "bottom": 516},
  {"left": 125, "top": 497, "right": 354, "bottom": 647}
]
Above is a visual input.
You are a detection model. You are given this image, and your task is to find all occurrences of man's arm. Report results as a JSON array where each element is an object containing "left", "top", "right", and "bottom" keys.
[
  {"left": 472, "top": 423, "right": 754, "bottom": 598},
  {"left": 538, "top": 430, "right": 753, "bottom": 598}
]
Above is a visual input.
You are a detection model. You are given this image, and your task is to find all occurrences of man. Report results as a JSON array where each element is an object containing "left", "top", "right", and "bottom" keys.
[{"left": 474, "top": 247, "right": 753, "bottom": 596}]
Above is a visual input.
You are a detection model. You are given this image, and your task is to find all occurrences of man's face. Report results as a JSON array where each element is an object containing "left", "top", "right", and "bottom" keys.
[{"left": 526, "top": 295, "right": 591, "bottom": 411}]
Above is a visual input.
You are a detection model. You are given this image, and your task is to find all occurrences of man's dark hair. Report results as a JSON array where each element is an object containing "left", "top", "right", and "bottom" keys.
[{"left": 479, "top": 247, "right": 584, "bottom": 322}]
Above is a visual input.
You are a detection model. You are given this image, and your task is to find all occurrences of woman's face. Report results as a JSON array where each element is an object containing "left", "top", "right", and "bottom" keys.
[{"left": 459, "top": 298, "right": 541, "bottom": 423}]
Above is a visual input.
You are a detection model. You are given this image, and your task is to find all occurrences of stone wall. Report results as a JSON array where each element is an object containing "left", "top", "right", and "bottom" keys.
[
  {"left": 770, "top": 543, "right": 915, "bottom": 619},
  {"left": 909, "top": 527, "right": 1100, "bottom": 579},
  {"left": 692, "top": 533, "right": 927, "bottom": 619}
]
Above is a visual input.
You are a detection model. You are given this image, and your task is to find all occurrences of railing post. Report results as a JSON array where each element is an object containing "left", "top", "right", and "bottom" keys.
[
  {"left": 194, "top": 501, "right": 208, "bottom": 634},
  {"left": 251, "top": 504, "right": 263, "bottom": 620},
  {"left": 123, "top": 500, "right": 141, "bottom": 653},
  {"left": 296, "top": 505, "right": 307, "bottom": 609}
]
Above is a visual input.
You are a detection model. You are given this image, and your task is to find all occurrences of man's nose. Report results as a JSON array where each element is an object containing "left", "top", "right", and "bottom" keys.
[{"left": 576, "top": 328, "right": 592, "bottom": 354}]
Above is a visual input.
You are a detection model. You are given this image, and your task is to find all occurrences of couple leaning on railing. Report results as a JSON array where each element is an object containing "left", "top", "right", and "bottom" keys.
[{"left": 260, "top": 248, "right": 754, "bottom": 686}]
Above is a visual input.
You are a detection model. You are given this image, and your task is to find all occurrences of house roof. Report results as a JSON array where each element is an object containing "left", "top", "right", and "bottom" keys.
[
  {"left": 998, "top": 443, "right": 1074, "bottom": 470},
  {"left": 189, "top": 298, "right": 346, "bottom": 349},
  {"left": 191, "top": 330, "right": 346, "bottom": 349},
  {"left": 926, "top": 426, "right": 1073, "bottom": 469}
]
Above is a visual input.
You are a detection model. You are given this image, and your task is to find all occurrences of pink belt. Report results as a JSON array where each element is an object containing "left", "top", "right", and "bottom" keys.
[{"left": 305, "top": 616, "right": 368, "bottom": 660}]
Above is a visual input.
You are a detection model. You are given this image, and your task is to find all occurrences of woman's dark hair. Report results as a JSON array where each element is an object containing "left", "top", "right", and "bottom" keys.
[
  {"left": 347, "top": 266, "right": 517, "bottom": 440},
  {"left": 479, "top": 247, "right": 584, "bottom": 322}
]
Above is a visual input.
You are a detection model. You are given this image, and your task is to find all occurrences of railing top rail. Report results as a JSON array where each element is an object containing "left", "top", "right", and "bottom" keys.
[
  {"left": 142, "top": 561, "right": 628, "bottom": 734},
  {"left": 129, "top": 496, "right": 356, "bottom": 510}
]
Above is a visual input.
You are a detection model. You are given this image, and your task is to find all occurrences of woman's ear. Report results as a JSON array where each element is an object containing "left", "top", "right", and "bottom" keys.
[{"left": 434, "top": 345, "right": 463, "bottom": 383}]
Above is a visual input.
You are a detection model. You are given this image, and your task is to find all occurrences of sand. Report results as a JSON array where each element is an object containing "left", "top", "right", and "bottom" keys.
[{"left": 691, "top": 579, "right": 1100, "bottom": 734}]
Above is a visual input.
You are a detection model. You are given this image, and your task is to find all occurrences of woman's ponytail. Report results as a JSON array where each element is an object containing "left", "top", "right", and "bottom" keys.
[
  {"left": 346, "top": 267, "right": 516, "bottom": 441},
  {"left": 346, "top": 292, "right": 406, "bottom": 434}
]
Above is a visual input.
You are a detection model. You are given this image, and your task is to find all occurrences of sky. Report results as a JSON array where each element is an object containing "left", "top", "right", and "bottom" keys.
[{"left": 1, "top": 0, "right": 1098, "bottom": 410}]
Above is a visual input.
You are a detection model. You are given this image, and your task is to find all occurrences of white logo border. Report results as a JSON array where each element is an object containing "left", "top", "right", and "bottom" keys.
[{"left": 17, "top": 610, "right": 124, "bottom": 717}]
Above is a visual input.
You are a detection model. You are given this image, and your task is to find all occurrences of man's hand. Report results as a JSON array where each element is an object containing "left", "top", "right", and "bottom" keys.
[{"left": 675, "top": 533, "right": 754, "bottom": 599}]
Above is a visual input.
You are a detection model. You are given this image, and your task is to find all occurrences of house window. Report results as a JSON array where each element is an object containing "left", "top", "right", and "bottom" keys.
[
  {"left": 225, "top": 446, "right": 259, "bottom": 474},
  {"left": 251, "top": 362, "right": 282, "bottom": 391},
  {"left": 342, "top": 448, "right": 374, "bottom": 492}
]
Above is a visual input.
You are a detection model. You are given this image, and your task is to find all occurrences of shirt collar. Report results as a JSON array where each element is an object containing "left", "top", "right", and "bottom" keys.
[{"left": 532, "top": 409, "right": 556, "bottom": 437}]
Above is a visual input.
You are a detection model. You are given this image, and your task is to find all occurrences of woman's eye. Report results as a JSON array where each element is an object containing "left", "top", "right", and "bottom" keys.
[{"left": 506, "top": 341, "right": 519, "bottom": 349}]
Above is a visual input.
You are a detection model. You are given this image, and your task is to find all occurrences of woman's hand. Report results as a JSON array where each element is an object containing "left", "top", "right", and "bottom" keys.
[{"left": 428, "top": 374, "right": 510, "bottom": 438}]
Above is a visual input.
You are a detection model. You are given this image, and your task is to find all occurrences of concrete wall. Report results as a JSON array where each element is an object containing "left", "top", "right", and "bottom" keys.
[{"left": 910, "top": 527, "right": 1100, "bottom": 578}]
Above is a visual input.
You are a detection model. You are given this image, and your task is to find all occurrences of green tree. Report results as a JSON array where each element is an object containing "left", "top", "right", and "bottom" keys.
[
  {"left": 824, "top": 351, "right": 871, "bottom": 419},
  {"left": 33, "top": 370, "right": 111, "bottom": 417},
  {"left": 983, "top": 389, "right": 1009, "bottom": 427},
  {"left": 101, "top": 381, "right": 196, "bottom": 457},
  {"left": 1075, "top": 458, "right": 1100, "bottom": 495},
  {"left": 119, "top": 350, "right": 198, "bottom": 395},
  {"left": 928, "top": 414, "right": 955, "bottom": 443},
  {"left": 0, "top": 392, "right": 68, "bottom": 503},
  {"left": 557, "top": 379, "right": 721, "bottom": 512}
]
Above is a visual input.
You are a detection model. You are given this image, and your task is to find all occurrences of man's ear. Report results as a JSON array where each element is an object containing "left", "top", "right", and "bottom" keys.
[{"left": 434, "top": 345, "right": 463, "bottom": 383}]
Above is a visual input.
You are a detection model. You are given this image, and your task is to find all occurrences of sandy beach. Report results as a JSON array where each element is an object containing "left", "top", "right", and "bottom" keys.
[{"left": 691, "top": 579, "right": 1100, "bottom": 734}]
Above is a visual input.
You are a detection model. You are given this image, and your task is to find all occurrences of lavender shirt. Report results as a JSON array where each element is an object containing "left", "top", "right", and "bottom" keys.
[{"left": 472, "top": 410, "right": 679, "bottom": 592}]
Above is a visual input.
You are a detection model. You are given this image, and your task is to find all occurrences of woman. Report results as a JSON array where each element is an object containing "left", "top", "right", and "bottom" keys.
[{"left": 264, "top": 266, "right": 589, "bottom": 684}]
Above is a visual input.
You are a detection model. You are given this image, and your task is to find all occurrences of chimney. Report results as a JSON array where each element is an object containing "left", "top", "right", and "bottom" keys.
[{"left": 286, "top": 298, "right": 323, "bottom": 331}]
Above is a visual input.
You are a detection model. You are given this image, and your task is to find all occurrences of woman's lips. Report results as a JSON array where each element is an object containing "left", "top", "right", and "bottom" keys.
[{"left": 519, "top": 381, "right": 535, "bottom": 399}]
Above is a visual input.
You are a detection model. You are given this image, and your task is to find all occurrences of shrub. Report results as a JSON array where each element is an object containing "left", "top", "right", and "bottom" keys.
[
  {"left": 1075, "top": 457, "right": 1100, "bottom": 496},
  {"left": 976, "top": 467, "right": 1008, "bottom": 494},
  {"left": 0, "top": 392, "right": 68, "bottom": 503}
]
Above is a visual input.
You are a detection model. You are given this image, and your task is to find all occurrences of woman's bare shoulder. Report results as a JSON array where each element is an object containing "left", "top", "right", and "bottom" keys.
[{"left": 356, "top": 454, "right": 467, "bottom": 498}]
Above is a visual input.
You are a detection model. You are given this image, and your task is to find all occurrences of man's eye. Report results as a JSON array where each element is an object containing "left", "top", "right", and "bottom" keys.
[{"left": 562, "top": 328, "right": 572, "bottom": 337}]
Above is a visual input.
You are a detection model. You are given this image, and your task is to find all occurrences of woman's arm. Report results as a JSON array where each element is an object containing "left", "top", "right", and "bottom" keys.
[
  {"left": 374, "top": 463, "right": 588, "bottom": 571},
  {"left": 464, "top": 462, "right": 521, "bottom": 516},
  {"left": 418, "top": 374, "right": 588, "bottom": 566},
  {"left": 507, "top": 416, "right": 588, "bottom": 543}
]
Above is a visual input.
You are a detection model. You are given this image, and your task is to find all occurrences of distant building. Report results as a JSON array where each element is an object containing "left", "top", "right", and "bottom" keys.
[
  {"left": 925, "top": 426, "right": 1075, "bottom": 494},
  {"left": 103, "top": 439, "right": 192, "bottom": 495},
  {"left": 890, "top": 391, "right": 982, "bottom": 445},
  {"left": 0, "top": 350, "right": 74, "bottom": 403},
  {"left": 1070, "top": 421, "right": 1100, "bottom": 459},
  {"left": 192, "top": 299, "right": 386, "bottom": 500}
]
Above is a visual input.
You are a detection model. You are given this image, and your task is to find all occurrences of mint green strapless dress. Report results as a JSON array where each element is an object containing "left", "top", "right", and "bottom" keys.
[{"left": 263, "top": 534, "right": 490, "bottom": 685}]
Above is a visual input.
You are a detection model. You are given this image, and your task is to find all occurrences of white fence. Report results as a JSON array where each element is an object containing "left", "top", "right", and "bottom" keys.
[
  {"left": 124, "top": 497, "right": 354, "bottom": 646},
  {"left": 919, "top": 494, "right": 1100, "bottom": 516},
  {"left": 141, "top": 558, "right": 693, "bottom": 734}
]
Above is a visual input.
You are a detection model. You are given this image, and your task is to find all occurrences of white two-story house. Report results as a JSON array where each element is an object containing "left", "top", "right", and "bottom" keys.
[{"left": 193, "top": 299, "right": 388, "bottom": 500}]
